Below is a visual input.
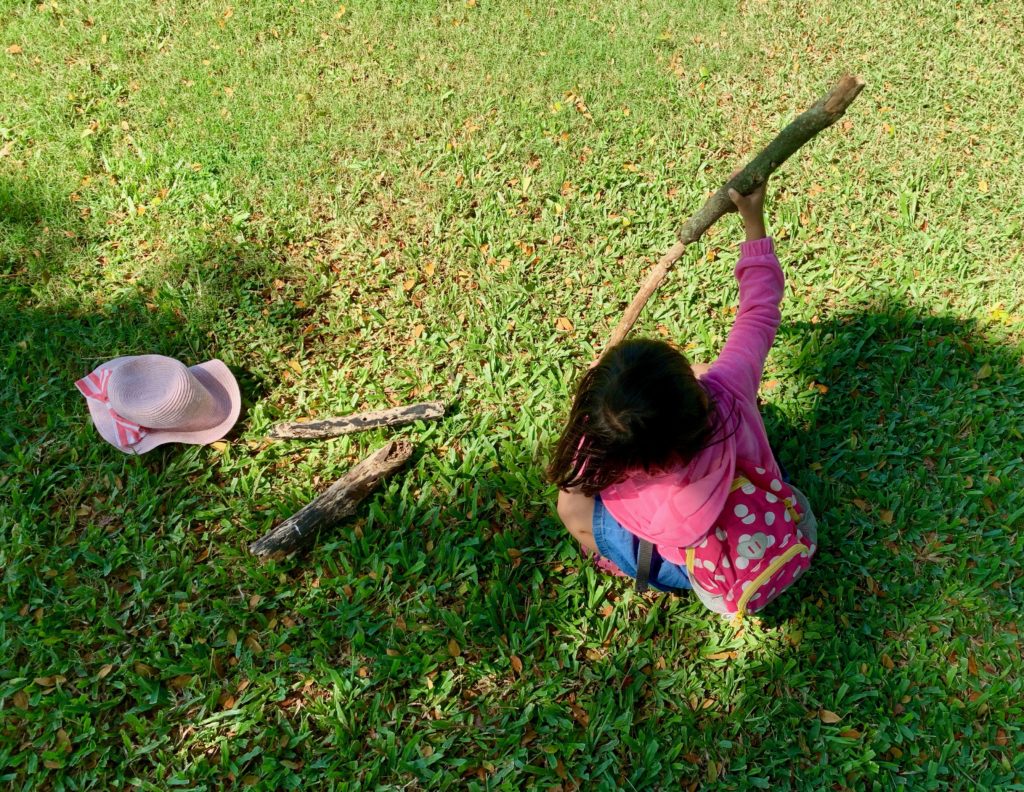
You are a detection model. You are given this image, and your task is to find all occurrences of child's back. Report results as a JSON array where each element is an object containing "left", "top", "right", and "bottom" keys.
[{"left": 551, "top": 181, "right": 817, "bottom": 614}]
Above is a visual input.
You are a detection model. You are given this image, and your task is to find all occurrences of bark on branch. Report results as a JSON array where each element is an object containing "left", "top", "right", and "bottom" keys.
[
  {"left": 248, "top": 440, "right": 414, "bottom": 559},
  {"left": 269, "top": 402, "right": 445, "bottom": 440},
  {"left": 604, "top": 74, "right": 865, "bottom": 353}
]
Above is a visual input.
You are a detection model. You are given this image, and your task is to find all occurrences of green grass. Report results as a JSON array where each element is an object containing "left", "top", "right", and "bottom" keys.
[{"left": 2, "top": 0, "right": 1023, "bottom": 788}]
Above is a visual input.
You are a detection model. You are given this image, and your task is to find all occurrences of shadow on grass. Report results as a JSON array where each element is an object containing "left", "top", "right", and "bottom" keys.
[{"left": 758, "top": 301, "right": 1023, "bottom": 625}]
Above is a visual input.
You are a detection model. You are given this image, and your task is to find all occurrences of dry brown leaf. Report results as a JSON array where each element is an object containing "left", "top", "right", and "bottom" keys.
[
  {"left": 706, "top": 651, "right": 738, "bottom": 661},
  {"left": 840, "top": 729, "right": 862, "bottom": 739},
  {"left": 569, "top": 702, "right": 589, "bottom": 726},
  {"left": 7, "top": 44, "right": 23, "bottom": 55},
  {"left": 12, "top": 690, "right": 28, "bottom": 709},
  {"left": 880, "top": 509, "right": 894, "bottom": 525},
  {"left": 819, "top": 709, "right": 842, "bottom": 723},
  {"left": 97, "top": 664, "right": 114, "bottom": 679},
  {"left": 211, "top": 441, "right": 228, "bottom": 452},
  {"left": 227, "top": 628, "right": 238, "bottom": 645},
  {"left": 423, "top": 261, "right": 436, "bottom": 277},
  {"left": 411, "top": 324, "right": 426, "bottom": 339},
  {"left": 244, "top": 635, "right": 263, "bottom": 655},
  {"left": 881, "top": 654, "right": 895, "bottom": 670},
  {"left": 510, "top": 655, "right": 523, "bottom": 675},
  {"left": 287, "top": 359, "right": 302, "bottom": 375},
  {"left": 968, "top": 654, "right": 978, "bottom": 676},
  {"left": 554, "top": 316, "right": 574, "bottom": 332},
  {"left": 170, "top": 674, "right": 192, "bottom": 690},
  {"left": 448, "top": 638, "right": 461, "bottom": 657}
]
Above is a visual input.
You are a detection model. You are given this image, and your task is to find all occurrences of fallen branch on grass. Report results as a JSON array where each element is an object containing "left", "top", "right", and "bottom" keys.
[
  {"left": 604, "top": 74, "right": 866, "bottom": 353},
  {"left": 269, "top": 402, "right": 445, "bottom": 440},
  {"left": 248, "top": 439, "right": 414, "bottom": 559}
]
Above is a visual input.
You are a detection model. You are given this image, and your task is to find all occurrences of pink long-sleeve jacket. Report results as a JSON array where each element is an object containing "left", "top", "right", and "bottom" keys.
[{"left": 599, "top": 237, "right": 786, "bottom": 565}]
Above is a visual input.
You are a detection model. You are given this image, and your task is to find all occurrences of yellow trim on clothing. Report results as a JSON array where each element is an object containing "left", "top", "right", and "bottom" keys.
[
  {"left": 686, "top": 547, "right": 696, "bottom": 577},
  {"left": 784, "top": 496, "right": 802, "bottom": 524},
  {"left": 734, "top": 543, "right": 809, "bottom": 616},
  {"left": 729, "top": 476, "right": 750, "bottom": 493}
]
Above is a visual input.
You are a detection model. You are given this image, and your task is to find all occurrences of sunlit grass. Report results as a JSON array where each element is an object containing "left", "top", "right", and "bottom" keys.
[{"left": 1, "top": 0, "right": 1022, "bottom": 787}]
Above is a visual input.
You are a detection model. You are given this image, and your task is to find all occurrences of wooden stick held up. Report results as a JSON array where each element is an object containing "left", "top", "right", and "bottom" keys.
[
  {"left": 269, "top": 402, "right": 445, "bottom": 440},
  {"left": 248, "top": 440, "right": 413, "bottom": 559},
  {"left": 604, "top": 74, "right": 865, "bottom": 353}
]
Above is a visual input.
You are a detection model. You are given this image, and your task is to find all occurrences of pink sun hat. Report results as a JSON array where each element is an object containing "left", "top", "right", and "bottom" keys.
[{"left": 74, "top": 355, "right": 241, "bottom": 454}]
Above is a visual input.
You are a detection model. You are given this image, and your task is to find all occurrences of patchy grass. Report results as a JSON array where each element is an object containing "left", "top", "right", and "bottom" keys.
[{"left": 1, "top": 0, "right": 1023, "bottom": 788}]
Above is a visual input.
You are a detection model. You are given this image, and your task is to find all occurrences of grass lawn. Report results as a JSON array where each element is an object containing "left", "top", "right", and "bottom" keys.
[{"left": 2, "top": 0, "right": 1023, "bottom": 788}]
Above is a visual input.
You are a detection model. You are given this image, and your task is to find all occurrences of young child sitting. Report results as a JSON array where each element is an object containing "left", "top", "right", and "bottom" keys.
[{"left": 549, "top": 179, "right": 817, "bottom": 617}]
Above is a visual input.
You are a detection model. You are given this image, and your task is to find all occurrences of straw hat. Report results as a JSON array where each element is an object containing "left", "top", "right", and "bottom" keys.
[{"left": 74, "top": 355, "right": 241, "bottom": 454}]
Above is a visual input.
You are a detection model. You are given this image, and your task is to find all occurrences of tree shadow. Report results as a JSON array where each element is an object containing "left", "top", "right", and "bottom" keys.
[
  {"left": 756, "top": 301, "right": 1023, "bottom": 628},
  {"left": 501, "top": 303, "right": 1024, "bottom": 786}
]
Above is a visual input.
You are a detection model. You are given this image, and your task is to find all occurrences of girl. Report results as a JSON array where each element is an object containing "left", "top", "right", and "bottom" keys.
[{"left": 549, "top": 180, "right": 817, "bottom": 615}]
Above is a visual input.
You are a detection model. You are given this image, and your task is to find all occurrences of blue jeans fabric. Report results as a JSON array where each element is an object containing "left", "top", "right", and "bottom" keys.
[{"left": 592, "top": 495, "right": 691, "bottom": 593}]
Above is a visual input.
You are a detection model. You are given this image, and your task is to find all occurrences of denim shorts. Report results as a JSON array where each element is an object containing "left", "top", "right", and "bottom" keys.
[{"left": 592, "top": 496, "right": 692, "bottom": 593}]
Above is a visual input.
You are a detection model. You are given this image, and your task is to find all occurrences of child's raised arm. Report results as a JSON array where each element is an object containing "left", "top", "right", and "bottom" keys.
[{"left": 705, "top": 183, "right": 785, "bottom": 404}]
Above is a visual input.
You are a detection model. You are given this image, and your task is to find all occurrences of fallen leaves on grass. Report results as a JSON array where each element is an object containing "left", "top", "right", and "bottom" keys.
[
  {"left": 818, "top": 709, "right": 843, "bottom": 723},
  {"left": 7, "top": 44, "right": 23, "bottom": 55},
  {"left": 568, "top": 702, "right": 589, "bottom": 727},
  {"left": 554, "top": 317, "right": 574, "bottom": 332},
  {"left": 448, "top": 639, "right": 461, "bottom": 657}
]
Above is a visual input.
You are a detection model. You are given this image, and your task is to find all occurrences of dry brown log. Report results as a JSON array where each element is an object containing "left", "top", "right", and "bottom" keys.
[
  {"left": 604, "top": 74, "right": 865, "bottom": 353},
  {"left": 248, "top": 439, "right": 413, "bottom": 559},
  {"left": 269, "top": 402, "right": 445, "bottom": 440}
]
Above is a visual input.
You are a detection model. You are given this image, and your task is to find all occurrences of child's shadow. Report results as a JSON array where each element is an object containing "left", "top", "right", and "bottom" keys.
[{"left": 756, "top": 300, "right": 1023, "bottom": 628}]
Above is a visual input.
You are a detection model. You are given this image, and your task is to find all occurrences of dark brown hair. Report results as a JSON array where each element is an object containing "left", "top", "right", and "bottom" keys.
[{"left": 547, "top": 339, "right": 716, "bottom": 496}]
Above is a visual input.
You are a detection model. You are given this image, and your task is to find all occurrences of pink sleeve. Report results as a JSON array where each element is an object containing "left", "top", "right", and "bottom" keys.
[{"left": 705, "top": 237, "right": 784, "bottom": 404}]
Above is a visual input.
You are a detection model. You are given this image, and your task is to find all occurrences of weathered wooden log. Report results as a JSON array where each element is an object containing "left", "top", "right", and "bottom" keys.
[
  {"left": 248, "top": 439, "right": 414, "bottom": 559},
  {"left": 269, "top": 402, "right": 445, "bottom": 440},
  {"left": 604, "top": 74, "right": 865, "bottom": 353}
]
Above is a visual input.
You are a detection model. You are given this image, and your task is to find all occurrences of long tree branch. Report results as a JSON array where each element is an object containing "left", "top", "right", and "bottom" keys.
[{"left": 603, "top": 74, "right": 865, "bottom": 353}]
